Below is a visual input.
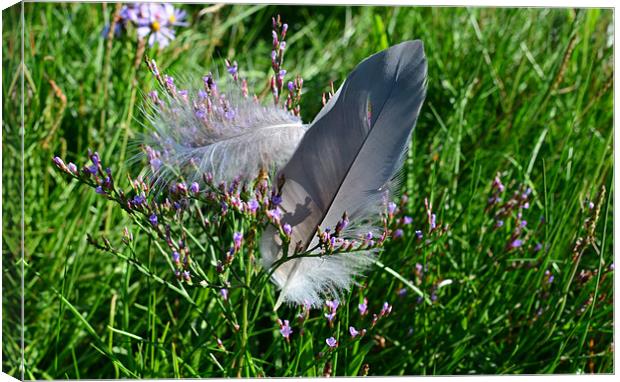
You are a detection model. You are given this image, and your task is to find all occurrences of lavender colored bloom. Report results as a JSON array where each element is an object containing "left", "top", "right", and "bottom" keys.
[
  {"left": 393, "top": 229, "right": 404, "bottom": 239},
  {"left": 280, "top": 320, "right": 293, "bottom": 339},
  {"left": 588, "top": 201, "right": 595, "bottom": 210},
  {"left": 510, "top": 239, "right": 523, "bottom": 248},
  {"left": 220, "top": 288, "right": 229, "bottom": 301},
  {"left": 278, "top": 69, "right": 287, "bottom": 80},
  {"left": 182, "top": 270, "right": 191, "bottom": 281},
  {"left": 190, "top": 182, "right": 200, "bottom": 194},
  {"left": 380, "top": 301, "right": 392, "bottom": 316},
  {"left": 387, "top": 202, "right": 397, "bottom": 216},
  {"left": 325, "top": 299, "right": 339, "bottom": 312},
  {"left": 415, "top": 263, "right": 423, "bottom": 273},
  {"left": 349, "top": 326, "right": 360, "bottom": 338},
  {"left": 150, "top": 158, "right": 162, "bottom": 171},
  {"left": 271, "top": 195, "right": 282, "bottom": 205},
  {"left": 415, "top": 230, "right": 423, "bottom": 240},
  {"left": 287, "top": 81, "right": 295, "bottom": 92},
  {"left": 95, "top": 186, "right": 105, "bottom": 195},
  {"left": 266, "top": 208, "right": 282, "bottom": 222},
  {"left": 364, "top": 232, "right": 373, "bottom": 241},
  {"left": 282, "top": 223, "right": 292, "bottom": 236},
  {"left": 398, "top": 288, "right": 407, "bottom": 297},
  {"left": 520, "top": 220, "right": 527, "bottom": 228},
  {"left": 534, "top": 242, "right": 543, "bottom": 252},
  {"left": 358, "top": 298, "right": 368, "bottom": 316},
  {"left": 247, "top": 199, "right": 259, "bottom": 212},
  {"left": 324, "top": 311, "right": 336, "bottom": 323},
  {"left": 233, "top": 232, "right": 243, "bottom": 249},
  {"left": 325, "top": 337, "right": 338, "bottom": 348},
  {"left": 67, "top": 162, "right": 78, "bottom": 174},
  {"left": 403, "top": 216, "right": 413, "bottom": 225},
  {"left": 495, "top": 220, "right": 504, "bottom": 228},
  {"left": 430, "top": 214, "right": 437, "bottom": 230},
  {"left": 226, "top": 61, "right": 238, "bottom": 75},
  {"left": 172, "top": 251, "right": 180, "bottom": 264},
  {"left": 149, "top": 213, "right": 158, "bottom": 226},
  {"left": 279, "top": 41, "right": 286, "bottom": 50}
]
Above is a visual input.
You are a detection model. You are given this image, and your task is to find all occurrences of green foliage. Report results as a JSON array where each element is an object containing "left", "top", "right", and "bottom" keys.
[{"left": 2, "top": 3, "right": 613, "bottom": 378}]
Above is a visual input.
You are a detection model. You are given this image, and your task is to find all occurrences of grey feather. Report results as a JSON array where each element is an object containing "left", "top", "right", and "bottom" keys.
[{"left": 260, "top": 40, "right": 428, "bottom": 308}]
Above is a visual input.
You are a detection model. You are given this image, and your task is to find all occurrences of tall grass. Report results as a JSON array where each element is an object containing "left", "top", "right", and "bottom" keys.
[{"left": 2, "top": 3, "right": 613, "bottom": 377}]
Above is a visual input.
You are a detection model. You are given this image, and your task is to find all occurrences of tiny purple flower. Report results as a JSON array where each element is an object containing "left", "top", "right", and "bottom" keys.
[
  {"left": 172, "top": 251, "right": 180, "bottom": 264},
  {"left": 520, "top": 220, "right": 527, "bottom": 228},
  {"left": 510, "top": 239, "right": 523, "bottom": 249},
  {"left": 149, "top": 214, "right": 158, "bottom": 226},
  {"left": 95, "top": 186, "right": 105, "bottom": 195},
  {"left": 266, "top": 208, "right": 282, "bottom": 222},
  {"left": 415, "top": 230, "right": 423, "bottom": 240},
  {"left": 325, "top": 337, "right": 338, "bottom": 348},
  {"left": 280, "top": 320, "right": 293, "bottom": 339},
  {"left": 430, "top": 214, "right": 436, "bottom": 230},
  {"left": 393, "top": 229, "right": 404, "bottom": 239},
  {"left": 403, "top": 216, "right": 413, "bottom": 225},
  {"left": 282, "top": 223, "right": 292, "bottom": 236},
  {"left": 271, "top": 195, "right": 282, "bottom": 206},
  {"left": 233, "top": 232, "right": 243, "bottom": 250},
  {"left": 349, "top": 326, "right": 360, "bottom": 338},
  {"left": 387, "top": 202, "right": 397, "bottom": 216},
  {"left": 358, "top": 298, "right": 368, "bottom": 316},
  {"left": 67, "top": 162, "right": 77, "bottom": 174},
  {"left": 220, "top": 288, "right": 229, "bottom": 301},
  {"left": 247, "top": 199, "right": 259, "bottom": 212},
  {"left": 534, "top": 242, "right": 543, "bottom": 252},
  {"left": 287, "top": 81, "right": 295, "bottom": 92},
  {"left": 495, "top": 220, "right": 504, "bottom": 228},
  {"left": 190, "top": 182, "right": 200, "bottom": 194}
]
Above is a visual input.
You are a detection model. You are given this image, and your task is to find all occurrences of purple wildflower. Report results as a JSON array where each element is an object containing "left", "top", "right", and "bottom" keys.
[
  {"left": 280, "top": 320, "right": 293, "bottom": 340},
  {"left": 387, "top": 202, "right": 397, "bottom": 216},
  {"left": 534, "top": 242, "right": 543, "bottom": 252},
  {"left": 349, "top": 326, "right": 360, "bottom": 338},
  {"left": 358, "top": 298, "right": 368, "bottom": 316},
  {"left": 325, "top": 337, "right": 338, "bottom": 348},
  {"left": 495, "top": 219, "right": 504, "bottom": 228},
  {"left": 415, "top": 230, "right": 423, "bottom": 240},
  {"left": 233, "top": 232, "right": 243, "bottom": 250},
  {"left": 392, "top": 229, "right": 404, "bottom": 239},
  {"left": 172, "top": 251, "right": 180, "bottom": 264},
  {"left": 220, "top": 288, "right": 229, "bottom": 301},
  {"left": 247, "top": 199, "right": 259, "bottom": 212},
  {"left": 509, "top": 239, "right": 523, "bottom": 249},
  {"left": 67, "top": 162, "right": 78, "bottom": 174},
  {"left": 403, "top": 216, "right": 413, "bottom": 225},
  {"left": 430, "top": 214, "right": 436, "bottom": 230},
  {"left": 149, "top": 213, "right": 158, "bottom": 227},
  {"left": 266, "top": 208, "right": 282, "bottom": 222},
  {"left": 380, "top": 301, "right": 392, "bottom": 316},
  {"left": 190, "top": 182, "right": 200, "bottom": 194},
  {"left": 282, "top": 223, "right": 292, "bottom": 236},
  {"left": 271, "top": 194, "right": 282, "bottom": 206}
]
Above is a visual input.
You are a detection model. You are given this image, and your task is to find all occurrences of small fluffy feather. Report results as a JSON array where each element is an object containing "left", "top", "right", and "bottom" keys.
[{"left": 140, "top": 77, "right": 306, "bottom": 187}]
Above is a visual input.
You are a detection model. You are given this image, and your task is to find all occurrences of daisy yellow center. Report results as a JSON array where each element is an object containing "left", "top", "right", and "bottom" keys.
[
  {"left": 151, "top": 20, "right": 160, "bottom": 31},
  {"left": 169, "top": 15, "right": 176, "bottom": 23}
]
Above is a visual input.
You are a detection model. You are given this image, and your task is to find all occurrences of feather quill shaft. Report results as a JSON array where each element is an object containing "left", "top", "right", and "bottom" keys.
[{"left": 260, "top": 40, "right": 428, "bottom": 308}]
